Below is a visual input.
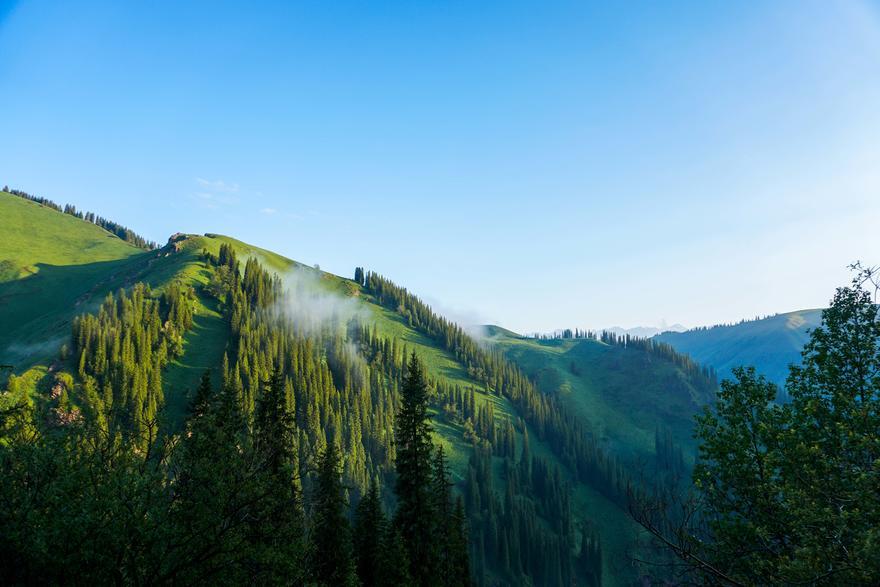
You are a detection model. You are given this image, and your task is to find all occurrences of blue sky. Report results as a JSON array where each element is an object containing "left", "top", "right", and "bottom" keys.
[{"left": 1, "top": 1, "right": 879, "bottom": 333}]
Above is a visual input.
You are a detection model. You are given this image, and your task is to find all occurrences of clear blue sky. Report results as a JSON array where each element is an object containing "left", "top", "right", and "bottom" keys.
[{"left": 2, "top": 1, "right": 878, "bottom": 333}]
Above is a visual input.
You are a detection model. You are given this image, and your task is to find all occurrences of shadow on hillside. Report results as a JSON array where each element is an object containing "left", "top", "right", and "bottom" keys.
[{"left": 0, "top": 252, "right": 157, "bottom": 372}]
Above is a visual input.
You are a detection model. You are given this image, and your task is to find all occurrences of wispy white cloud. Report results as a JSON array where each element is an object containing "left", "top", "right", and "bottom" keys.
[
  {"left": 195, "top": 177, "right": 240, "bottom": 193},
  {"left": 190, "top": 178, "right": 242, "bottom": 210},
  {"left": 260, "top": 207, "right": 277, "bottom": 215}
]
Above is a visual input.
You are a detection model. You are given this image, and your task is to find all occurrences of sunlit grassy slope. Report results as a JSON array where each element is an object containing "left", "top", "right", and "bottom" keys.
[
  {"left": 0, "top": 191, "right": 151, "bottom": 366},
  {"left": 483, "top": 326, "right": 711, "bottom": 463},
  {"left": 654, "top": 309, "right": 823, "bottom": 388},
  {"left": 3, "top": 194, "right": 706, "bottom": 584}
]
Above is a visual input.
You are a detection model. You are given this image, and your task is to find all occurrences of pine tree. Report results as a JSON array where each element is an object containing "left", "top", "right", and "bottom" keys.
[
  {"left": 354, "top": 481, "right": 387, "bottom": 586},
  {"left": 394, "top": 352, "right": 437, "bottom": 585},
  {"left": 166, "top": 370, "right": 259, "bottom": 583},
  {"left": 432, "top": 447, "right": 472, "bottom": 586},
  {"left": 251, "top": 367, "right": 305, "bottom": 582},
  {"left": 309, "top": 442, "right": 357, "bottom": 586},
  {"left": 189, "top": 370, "right": 213, "bottom": 419}
]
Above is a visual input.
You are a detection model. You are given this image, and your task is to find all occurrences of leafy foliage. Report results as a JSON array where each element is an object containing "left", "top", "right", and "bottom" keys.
[{"left": 633, "top": 269, "right": 880, "bottom": 585}]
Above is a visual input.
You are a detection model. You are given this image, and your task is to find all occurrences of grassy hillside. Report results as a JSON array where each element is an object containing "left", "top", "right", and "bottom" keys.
[
  {"left": 484, "top": 327, "right": 714, "bottom": 463},
  {"left": 654, "top": 309, "right": 823, "bottom": 388},
  {"left": 0, "top": 191, "right": 152, "bottom": 367},
  {"left": 1, "top": 191, "right": 724, "bottom": 584}
]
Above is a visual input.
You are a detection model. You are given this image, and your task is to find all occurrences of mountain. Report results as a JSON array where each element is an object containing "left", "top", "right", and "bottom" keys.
[
  {"left": 654, "top": 310, "right": 823, "bottom": 389},
  {"left": 0, "top": 189, "right": 720, "bottom": 585}
]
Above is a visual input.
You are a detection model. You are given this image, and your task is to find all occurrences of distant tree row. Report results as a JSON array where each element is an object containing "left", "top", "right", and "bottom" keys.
[
  {"left": 4, "top": 186, "right": 158, "bottom": 249},
  {"left": 597, "top": 330, "right": 717, "bottom": 395}
]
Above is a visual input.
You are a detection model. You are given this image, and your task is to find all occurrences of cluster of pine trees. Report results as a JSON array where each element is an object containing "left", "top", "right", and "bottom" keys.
[
  {"left": 65, "top": 282, "right": 192, "bottom": 447},
  {"left": 360, "top": 270, "right": 614, "bottom": 583},
  {"left": 351, "top": 317, "right": 604, "bottom": 584},
  {"left": 4, "top": 186, "right": 157, "bottom": 249}
]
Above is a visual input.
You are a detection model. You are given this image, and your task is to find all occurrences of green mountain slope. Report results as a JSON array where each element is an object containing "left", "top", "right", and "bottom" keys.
[
  {"left": 0, "top": 191, "right": 152, "bottom": 368},
  {"left": 484, "top": 327, "right": 715, "bottom": 463},
  {"left": 1, "top": 190, "right": 723, "bottom": 585},
  {"left": 654, "top": 309, "right": 823, "bottom": 388}
]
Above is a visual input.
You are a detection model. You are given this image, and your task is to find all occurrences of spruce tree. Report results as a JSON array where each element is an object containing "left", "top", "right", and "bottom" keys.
[
  {"left": 166, "top": 370, "right": 256, "bottom": 583},
  {"left": 251, "top": 367, "right": 305, "bottom": 582},
  {"left": 432, "top": 446, "right": 472, "bottom": 586},
  {"left": 380, "top": 525, "right": 413, "bottom": 586},
  {"left": 394, "top": 352, "right": 436, "bottom": 585},
  {"left": 188, "top": 370, "right": 213, "bottom": 419},
  {"left": 308, "top": 442, "right": 357, "bottom": 586},
  {"left": 354, "top": 481, "right": 387, "bottom": 587}
]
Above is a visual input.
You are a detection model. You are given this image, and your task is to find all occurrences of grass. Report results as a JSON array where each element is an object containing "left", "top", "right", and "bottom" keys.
[
  {"left": 162, "top": 295, "right": 230, "bottom": 428},
  {"left": 0, "top": 191, "right": 150, "bottom": 369},
  {"left": 490, "top": 331, "right": 705, "bottom": 462}
]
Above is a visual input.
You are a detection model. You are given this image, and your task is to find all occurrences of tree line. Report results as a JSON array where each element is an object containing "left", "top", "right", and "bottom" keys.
[{"left": 3, "top": 186, "right": 158, "bottom": 249}]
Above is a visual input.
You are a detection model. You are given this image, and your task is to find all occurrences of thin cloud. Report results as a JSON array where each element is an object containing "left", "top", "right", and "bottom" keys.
[
  {"left": 191, "top": 178, "right": 241, "bottom": 210},
  {"left": 195, "top": 177, "right": 240, "bottom": 193},
  {"left": 260, "top": 207, "right": 277, "bottom": 215}
]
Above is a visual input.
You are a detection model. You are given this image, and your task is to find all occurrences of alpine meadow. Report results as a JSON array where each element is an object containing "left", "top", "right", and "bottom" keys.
[{"left": 1, "top": 2, "right": 879, "bottom": 586}]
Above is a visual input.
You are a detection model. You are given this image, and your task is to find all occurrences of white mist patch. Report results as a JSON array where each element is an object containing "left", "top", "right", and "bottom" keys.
[
  {"left": 465, "top": 324, "right": 507, "bottom": 346},
  {"left": 276, "top": 267, "right": 367, "bottom": 336}
]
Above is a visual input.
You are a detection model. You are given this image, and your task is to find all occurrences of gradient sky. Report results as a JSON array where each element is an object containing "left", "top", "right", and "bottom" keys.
[{"left": 1, "top": 1, "right": 879, "bottom": 333}]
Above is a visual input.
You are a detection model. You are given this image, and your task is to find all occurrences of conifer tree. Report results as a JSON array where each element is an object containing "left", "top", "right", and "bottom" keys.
[
  {"left": 354, "top": 481, "right": 387, "bottom": 587},
  {"left": 251, "top": 367, "right": 305, "bottom": 582},
  {"left": 166, "top": 371, "right": 258, "bottom": 583},
  {"left": 189, "top": 370, "right": 213, "bottom": 419},
  {"left": 394, "top": 352, "right": 437, "bottom": 585},
  {"left": 309, "top": 442, "right": 357, "bottom": 586},
  {"left": 432, "top": 446, "right": 472, "bottom": 587},
  {"left": 379, "top": 526, "right": 413, "bottom": 586}
]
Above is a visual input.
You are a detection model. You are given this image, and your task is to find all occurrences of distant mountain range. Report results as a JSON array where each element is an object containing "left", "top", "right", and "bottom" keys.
[{"left": 655, "top": 310, "right": 824, "bottom": 389}]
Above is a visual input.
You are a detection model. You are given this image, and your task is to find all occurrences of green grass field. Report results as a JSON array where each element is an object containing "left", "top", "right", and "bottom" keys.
[
  {"left": 0, "top": 192, "right": 151, "bottom": 367},
  {"left": 489, "top": 330, "right": 706, "bottom": 461}
]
